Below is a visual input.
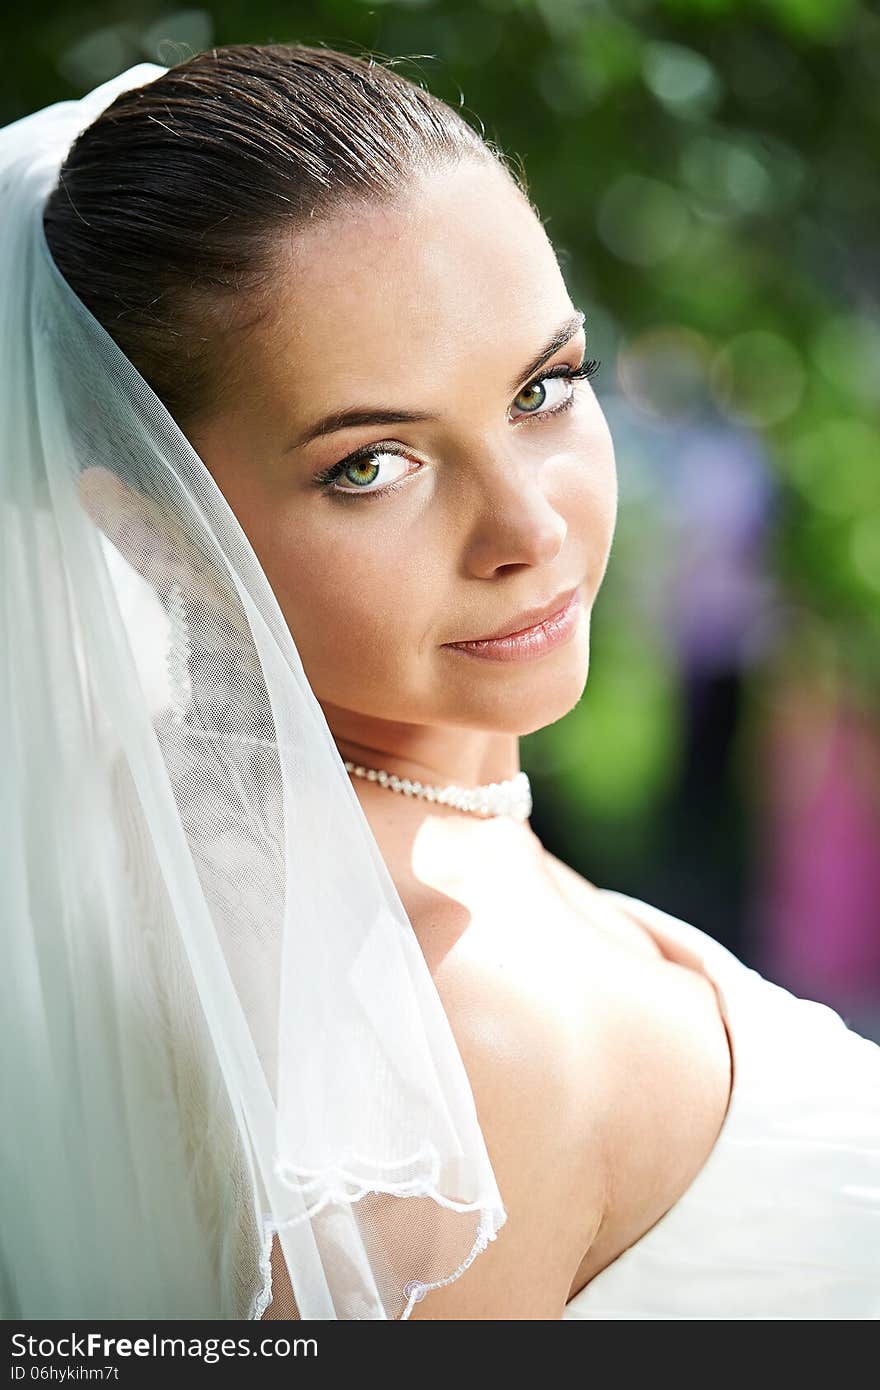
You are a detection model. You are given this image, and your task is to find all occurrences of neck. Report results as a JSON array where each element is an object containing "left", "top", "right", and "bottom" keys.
[{"left": 320, "top": 701, "right": 522, "bottom": 789}]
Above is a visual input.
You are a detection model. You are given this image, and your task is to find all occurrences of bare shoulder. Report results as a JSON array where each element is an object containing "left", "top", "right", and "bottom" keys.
[
  {"left": 391, "top": 840, "right": 734, "bottom": 1318},
  {"left": 402, "top": 886, "right": 611, "bottom": 1320},
  {"left": 541, "top": 849, "right": 665, "bottom": 962}
]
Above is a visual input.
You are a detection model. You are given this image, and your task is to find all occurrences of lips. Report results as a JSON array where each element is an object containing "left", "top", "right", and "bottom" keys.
[{"left": 448, "top": 585, "right": 580, "bottom": 644}]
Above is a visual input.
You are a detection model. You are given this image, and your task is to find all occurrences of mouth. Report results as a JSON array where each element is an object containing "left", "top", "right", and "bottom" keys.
[
  {"left": 446, "top": 585, "right": 581, "bottom": 645},
  {"left": 442, "top": 585, "right": 584, "bottom": 664}
]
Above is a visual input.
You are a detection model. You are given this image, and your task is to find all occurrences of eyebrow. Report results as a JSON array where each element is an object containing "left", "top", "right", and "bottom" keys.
[{"left": 283, "top": 308, "right": 587, "bottom": 452}]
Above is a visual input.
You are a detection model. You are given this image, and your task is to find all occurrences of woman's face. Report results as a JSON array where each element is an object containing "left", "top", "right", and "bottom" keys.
[{"left": 189, "top": 158, "right": 617, "bottom": 745}]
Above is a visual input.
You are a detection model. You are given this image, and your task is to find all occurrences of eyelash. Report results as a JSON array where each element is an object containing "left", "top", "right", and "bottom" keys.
[{"left": 312, "top": 355, "right": 601, "bottom": 501}]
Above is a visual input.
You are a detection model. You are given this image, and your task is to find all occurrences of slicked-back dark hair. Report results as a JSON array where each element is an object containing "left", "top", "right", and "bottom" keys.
[{"left": 43, "top": 42, "right": 527, "bottom": 436}]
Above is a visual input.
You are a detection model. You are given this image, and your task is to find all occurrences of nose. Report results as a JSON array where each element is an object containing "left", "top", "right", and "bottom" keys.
[{"left": 459, "top": 446, "right": 568, "bottom": 577}]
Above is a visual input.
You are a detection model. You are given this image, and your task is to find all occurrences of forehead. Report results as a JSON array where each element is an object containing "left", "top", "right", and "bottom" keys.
[{"left": 256, "top": 160, "right": 572, "bottom": 399}]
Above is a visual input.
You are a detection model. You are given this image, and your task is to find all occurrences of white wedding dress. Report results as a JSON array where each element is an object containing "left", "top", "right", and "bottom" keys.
[{"left": 562, "top": 890, "right": 880, "bottom": 1320}]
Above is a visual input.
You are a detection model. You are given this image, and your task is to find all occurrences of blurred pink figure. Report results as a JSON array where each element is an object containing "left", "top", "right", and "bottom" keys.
[{"left": 755, "top": 684, "right": 880, "bottom": 1009}]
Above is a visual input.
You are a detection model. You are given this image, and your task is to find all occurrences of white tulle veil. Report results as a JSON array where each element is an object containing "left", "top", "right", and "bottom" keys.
[{"left": 0, "top": 62, "right": 506, "bottom": 1320}]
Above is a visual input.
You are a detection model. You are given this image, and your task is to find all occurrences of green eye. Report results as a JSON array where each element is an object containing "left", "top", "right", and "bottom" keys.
[
  {"left": 514, "top": 378, "right": 557, "bottom": 413},
  {"left": 314, "top": 445, "right": 413, "bottom": 500},
  {"left": 510, "top": 358, "right": 601, "bottom": 421},
  {"left": 508, "top": 364, "right": 575, "bottom": 417},
  {"left": 342, "top": 458, "right": 381, "bottom": 488}
]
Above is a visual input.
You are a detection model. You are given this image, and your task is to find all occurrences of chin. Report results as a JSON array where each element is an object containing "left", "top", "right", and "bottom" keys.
[
  {"left": 518, "top": 659, "right": 591, "bottom": 738},
  {"left": 449, "top": 639, "right": 591, "bottom": 739}
]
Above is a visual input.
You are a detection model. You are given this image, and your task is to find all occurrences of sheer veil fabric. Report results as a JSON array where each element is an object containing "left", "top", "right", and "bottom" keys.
[{"left": 0, "top": 63, "right": 506, "bottom": 1320}]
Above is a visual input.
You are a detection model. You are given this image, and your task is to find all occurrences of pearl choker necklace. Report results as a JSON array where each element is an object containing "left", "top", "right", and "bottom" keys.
[{"left": 343, "top": 760, "right": 533, "bottom": 822}]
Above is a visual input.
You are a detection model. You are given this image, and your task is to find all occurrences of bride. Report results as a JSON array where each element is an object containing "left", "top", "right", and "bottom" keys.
[
  {"left": 4, "top": 42, "right": 878, "bottom": 1321},
  {"left": 193, "top": 135, "right": 738, "bottom": 1317}
]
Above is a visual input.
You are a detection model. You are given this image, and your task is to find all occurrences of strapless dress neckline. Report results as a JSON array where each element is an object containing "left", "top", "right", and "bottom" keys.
[{"left": 562, "top": 889, "right": 880, "bottom": 1320}]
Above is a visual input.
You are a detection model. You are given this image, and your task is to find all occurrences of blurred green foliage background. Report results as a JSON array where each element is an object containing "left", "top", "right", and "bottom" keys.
[{"left": 5, "top": 0, "right": 879, "bottom": 1020}]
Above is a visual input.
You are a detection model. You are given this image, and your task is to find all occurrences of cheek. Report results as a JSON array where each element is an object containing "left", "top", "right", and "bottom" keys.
[
  {"left": 554, "top": 410, "right": 617, "bottom": 529},
  {"left": 256, "top": 511, "right": 428, "bottom": 680}
]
